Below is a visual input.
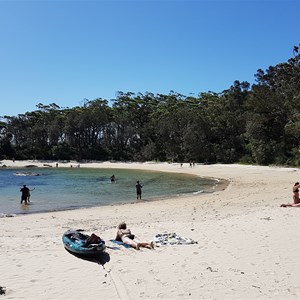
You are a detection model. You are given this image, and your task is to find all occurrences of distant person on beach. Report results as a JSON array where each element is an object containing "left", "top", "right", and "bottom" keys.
[
  {"left": 136, "top": 181, "right": 143, "bottom": 200},
  {"left": 280, "top": 203, "right": 300, "bottom": 207},
  {"left": 20, "top": 184, "right": 30, "bottom": 204},
  {"left": 280, "top": 182, "right": 300, "bottom": 207},
  {"left": 115, "top": 222, "right": 154, "bottom": 250},
  {"left": 292, "top": 182, "right": 300, "bottom": 204},
  {"left": 110, "top": 174, "right": 116, "bottom": 183}
]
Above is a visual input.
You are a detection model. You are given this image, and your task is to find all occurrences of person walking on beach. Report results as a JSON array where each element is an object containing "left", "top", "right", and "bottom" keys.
[
  {"left": 116, "top": 222, "right": 154, "bottom": 250},
  {"left": 136, "top": 181, "right": 143, "bottom": 200},
  {"left": 20, "top": 184, "right": 30, "bottom": 204}
]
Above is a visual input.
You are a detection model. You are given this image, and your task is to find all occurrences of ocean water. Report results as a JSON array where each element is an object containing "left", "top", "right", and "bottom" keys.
[{"left": 0, "top": 167, "right": 217, "bottom": 215}]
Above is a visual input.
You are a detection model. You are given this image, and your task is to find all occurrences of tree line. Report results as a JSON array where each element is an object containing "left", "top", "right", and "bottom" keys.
[{"left": 1, "top": 52, "right": 300, "bottom": 166}]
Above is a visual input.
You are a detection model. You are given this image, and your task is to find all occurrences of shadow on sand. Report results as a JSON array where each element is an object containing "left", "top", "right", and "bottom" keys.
[{"left": 65, "top": 248, "right": 110, "bottom": 267}]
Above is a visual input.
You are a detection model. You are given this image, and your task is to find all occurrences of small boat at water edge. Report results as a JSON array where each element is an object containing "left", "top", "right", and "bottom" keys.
[{"left": 62, "top": 230, "right": 106, "bottom": 256}]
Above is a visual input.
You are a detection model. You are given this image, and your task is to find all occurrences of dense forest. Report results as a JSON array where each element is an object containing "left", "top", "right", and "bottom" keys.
[{"left": 1, "top": 51, "right": 300, "bottom": 165}]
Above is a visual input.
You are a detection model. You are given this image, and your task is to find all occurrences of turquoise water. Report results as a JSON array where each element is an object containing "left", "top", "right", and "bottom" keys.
[{"left": 0, "top": 167, "right": 217, "bottom": 215}]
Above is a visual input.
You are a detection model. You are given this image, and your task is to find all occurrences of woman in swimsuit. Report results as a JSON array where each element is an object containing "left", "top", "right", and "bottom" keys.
[
  {"left": 116, "top": 222, "right": 154, "bottom": 250},
  {"left": 280, "top": 182, "right": 300, "bottom": 207}
]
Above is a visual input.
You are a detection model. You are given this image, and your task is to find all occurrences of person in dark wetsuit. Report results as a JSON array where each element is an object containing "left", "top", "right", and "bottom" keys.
[
  {"left": 280, "top": 182, "right": 300, "bottom": 207},
  {"left": 20, "top": 184, "right": 30, "bottom": 204},
  {"left": 136, "top": 181, "right": 143, "bottom": 200},
  {"left": 110, "top": 174, "right": 116, "bottom": 183}
]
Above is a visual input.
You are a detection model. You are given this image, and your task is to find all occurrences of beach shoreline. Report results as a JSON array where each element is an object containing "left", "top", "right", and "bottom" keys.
[
  {"left": 1, "top": 160, "right": 300, "bottom": 299},
  {"left": 0, "top": 159, "right": 228, "bottom": 216}
]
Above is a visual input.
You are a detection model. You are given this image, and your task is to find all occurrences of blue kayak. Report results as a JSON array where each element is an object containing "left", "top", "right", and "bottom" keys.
[{"left": 62, "top": 230, "right": 106, "bottom": 256}]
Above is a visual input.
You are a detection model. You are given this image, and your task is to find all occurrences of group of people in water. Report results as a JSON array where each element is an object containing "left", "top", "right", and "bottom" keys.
[
  {"left": 110, "top": 175, "right": 144, "bottom": 200},
  {"left": 19, "top": 175, "right": 144, "bottom": 205}
]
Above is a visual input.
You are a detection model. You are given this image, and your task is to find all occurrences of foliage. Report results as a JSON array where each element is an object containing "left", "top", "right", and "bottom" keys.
[{"left": 1, "top": 50, "right": 300, "bottom": 165}]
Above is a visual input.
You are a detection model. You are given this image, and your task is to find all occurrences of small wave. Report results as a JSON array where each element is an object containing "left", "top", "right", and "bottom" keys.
[
  {"left": 193, "top": 190, "right": 204, "bottom": 195},
  {"left": 14, "top": 171, "right": 40, "bottom": 176}
]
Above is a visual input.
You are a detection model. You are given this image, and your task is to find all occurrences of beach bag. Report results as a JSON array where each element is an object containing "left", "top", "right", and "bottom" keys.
[{"left": 85, "top": 233, "right": 102, "bottom": 245}]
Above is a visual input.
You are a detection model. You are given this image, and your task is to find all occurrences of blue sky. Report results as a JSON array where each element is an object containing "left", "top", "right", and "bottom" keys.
[{"left": 0, "top": 0, "right": 299, "bottom": 117}]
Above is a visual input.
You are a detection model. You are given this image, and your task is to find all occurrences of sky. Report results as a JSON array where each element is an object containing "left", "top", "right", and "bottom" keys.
[{"left": 0, "top": 0, "right": 299, "bottom": 117}]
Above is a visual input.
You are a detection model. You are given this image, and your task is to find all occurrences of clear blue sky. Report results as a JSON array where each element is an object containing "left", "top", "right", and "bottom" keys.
[{"left": 0, "top": 0, "right": 299, "bottom": 117}]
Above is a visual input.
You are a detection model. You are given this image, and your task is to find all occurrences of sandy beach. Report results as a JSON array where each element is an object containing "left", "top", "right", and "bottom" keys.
[{"left": 1, "top": 160, "right": 300, "bottom": 299}]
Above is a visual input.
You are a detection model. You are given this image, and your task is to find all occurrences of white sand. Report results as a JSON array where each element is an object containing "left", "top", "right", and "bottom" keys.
[{"left": 1, "top": 160, "right": 300, "bottom": 299}]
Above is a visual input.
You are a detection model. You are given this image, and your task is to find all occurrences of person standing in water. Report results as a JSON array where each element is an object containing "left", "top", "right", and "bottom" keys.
[
  {"left": 27, "top": 187, "right": 35, "bottom": 202},
  {"left": 20, "top": 184, "right": 30, "bottom": 204},
  {"left": 136, "top": 181, "right": 143, "bottom": 200},
  {"left": 110, "top": 174, "right": 116, "bottom": 183}
]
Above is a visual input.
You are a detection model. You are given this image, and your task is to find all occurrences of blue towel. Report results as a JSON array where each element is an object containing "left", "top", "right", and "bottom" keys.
[{"left": 109, "top": 239, "right": 131, "bottom": 248}]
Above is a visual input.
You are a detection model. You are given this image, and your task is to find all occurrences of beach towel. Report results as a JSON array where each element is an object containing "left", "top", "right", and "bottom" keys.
[
  {"left": 109, "top": 239, "right": 131, "bottom": 248},
  {"left": 153, "top": 233, "right": 197, "bottom": 246}
]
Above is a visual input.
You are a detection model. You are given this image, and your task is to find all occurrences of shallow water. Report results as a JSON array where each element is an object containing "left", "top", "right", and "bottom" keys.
[{"left": 0, "top": 167, "right": 217, "bottom": 215}]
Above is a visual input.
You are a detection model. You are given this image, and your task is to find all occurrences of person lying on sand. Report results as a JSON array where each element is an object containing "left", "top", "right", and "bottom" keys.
[
  {"left": 280, "top": 182, "right": 300, "bottom": 207},
  {"left": 280, "top": 203, "right": 300, "bottom": 207},
  {"left": 292, "top": 182, "right": 300, "bottom": 204},
  {"left": 116, "top": 222, "right": 154, "bottom": 250}
]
